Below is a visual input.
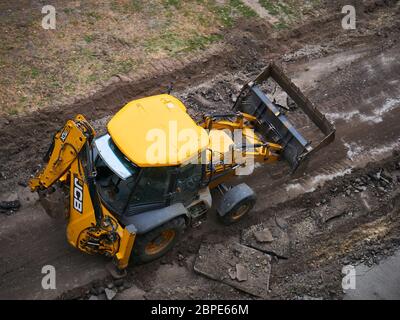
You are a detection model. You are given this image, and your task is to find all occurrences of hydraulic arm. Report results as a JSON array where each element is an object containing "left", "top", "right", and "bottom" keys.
[
  {"left": 29, "top": 115, "right": 93, "bottom": 192},
  {"left": 29, "top": 115, "right": 136, "bottom": 272}
]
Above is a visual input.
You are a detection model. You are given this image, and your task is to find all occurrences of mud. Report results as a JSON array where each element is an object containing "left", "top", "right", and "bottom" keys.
[
  {"left": 0, "top": 1, "right": 399, "bottom": 300},
  {"left": 1, "top": 1, "right": 399, "bottom": 192},
  {"left": 58, "top": 149, "right": 400, "bottom": 301}
]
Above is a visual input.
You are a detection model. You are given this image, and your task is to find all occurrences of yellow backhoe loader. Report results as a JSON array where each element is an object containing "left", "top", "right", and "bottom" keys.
[{"left": 29, "top": 63, "right": 335, "bottom": 276}]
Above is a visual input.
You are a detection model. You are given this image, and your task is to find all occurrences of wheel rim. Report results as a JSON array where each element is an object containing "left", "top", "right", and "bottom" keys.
[
  {"left": 144, "top": 230, "right": 176, "bottom": 255},
  {"left": 231, "top": 203, "right": 250, "bottom": 220}
]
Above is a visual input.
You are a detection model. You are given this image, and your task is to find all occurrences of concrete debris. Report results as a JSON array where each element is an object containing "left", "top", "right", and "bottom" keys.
[
  {"left": 275, "top": 217, "right": 289, "bottom": 230},
  {"left": 235, "top": 264, "right": 248, "bottom": 282},
  {"left": 282, "top": 44, "right": 330, "bottom": 62},
  {"left": 194, "top": 241, "right": 272, "bottom": 298},
  {"left": 106, "top": 282, "right": 114, "bottom": 289},
  {"left": 88, "top": 295, "right": 98, "bottom": 300},
  {"left": 91, "top": 286, "right": 105, "bottom": 296},
  {"left": 104, "top": 288, "right": 117, "bottom": 300},
  {"left": 361, "top": 200, "right": 372, "bottom": 213},
  {"left": 242, "top": 221, "right": 290, "bottom": 258},
  {"left": 316, "top": 197, "right": 349, "bottom": 224},
  {"left": 116, "top": 285, "right": 146, "bottom": 300},
  {"left": 254, "top": 228, "right": 274, "bottom": 243}
]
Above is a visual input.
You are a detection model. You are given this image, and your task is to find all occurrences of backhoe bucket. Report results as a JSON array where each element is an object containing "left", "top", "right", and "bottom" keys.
[
  {"left": 38, "top": 186, "right": 69, "bottom": 219},
  {"left": 233, "top": 62, "right": 335, "bottom": 172}
]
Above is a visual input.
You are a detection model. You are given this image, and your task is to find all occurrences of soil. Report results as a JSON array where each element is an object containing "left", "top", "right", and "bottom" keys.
[{"left": 0, "top": 0, "right": 400, "bottom": 300}]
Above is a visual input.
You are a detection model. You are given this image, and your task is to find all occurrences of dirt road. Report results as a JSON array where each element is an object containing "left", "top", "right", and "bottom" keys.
[{"left": 0, "top": 1, "right": 399, "bottom": 300}]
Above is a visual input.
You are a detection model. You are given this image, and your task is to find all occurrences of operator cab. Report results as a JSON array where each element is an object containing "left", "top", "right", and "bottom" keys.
[
  {"left": 92, "top": 94, "right": 213, "bottom": 218},
  {"left": 93, "top": 134, "right": 203, "bottom": 217}
]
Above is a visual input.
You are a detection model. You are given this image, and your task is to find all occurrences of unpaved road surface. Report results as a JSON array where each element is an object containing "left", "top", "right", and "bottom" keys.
[{"left": 1, "top": 1, "right": 400, "bottom": 300}]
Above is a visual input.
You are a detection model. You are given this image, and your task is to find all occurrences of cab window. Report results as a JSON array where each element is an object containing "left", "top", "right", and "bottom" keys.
[
  {"left": 95, "top": 156, "right": 138, "bottom": 214},
  {"left": 124, "top": 167, "right": 174, "bottom": 215}
]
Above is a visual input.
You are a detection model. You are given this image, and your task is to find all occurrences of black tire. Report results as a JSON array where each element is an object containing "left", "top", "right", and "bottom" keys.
[
  {"left": 218, "top": 197, "right": 256, "bottom": 226},
  {"left": 131, "top": 216, "right": 186, "bottom": 264}
]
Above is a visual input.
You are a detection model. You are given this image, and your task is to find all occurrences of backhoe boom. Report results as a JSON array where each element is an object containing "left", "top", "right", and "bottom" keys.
[{"left": 29, "top": 115, "right": 95, "bottom": 192}]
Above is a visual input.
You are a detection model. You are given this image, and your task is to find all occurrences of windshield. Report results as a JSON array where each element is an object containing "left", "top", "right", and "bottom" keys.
[
  {"left": 94, "top": 134, "right": 140, "bottom": 214},
  {"left": 94, "top": 134, "right": 137, "bottom": 180}
]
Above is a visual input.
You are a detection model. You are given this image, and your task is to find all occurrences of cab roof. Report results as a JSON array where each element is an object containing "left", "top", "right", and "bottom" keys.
[{"left": 107, "top": 94, "right": 209, "bottom": 167}]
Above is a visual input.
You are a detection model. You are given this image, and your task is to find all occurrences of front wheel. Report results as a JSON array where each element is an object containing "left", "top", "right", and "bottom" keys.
[
  {"left": 218, "top": 197, "right": 255, "bottom": 226},
  {"left": 131, "top": 217, "right": 186, "bottom": 264}
]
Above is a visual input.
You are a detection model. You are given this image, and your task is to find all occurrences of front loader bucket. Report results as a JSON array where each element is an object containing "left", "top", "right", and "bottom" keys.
[{"left": 233, "top": 62, "right": 335, "bottom": 172}]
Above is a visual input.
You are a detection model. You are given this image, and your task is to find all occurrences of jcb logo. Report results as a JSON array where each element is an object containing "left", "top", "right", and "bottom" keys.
[
  {"left": 73, "top": 176, "right": 83, "bottom": 213},
  {"left": 60, "top": 129, "right": 69, "bottom": 142}
]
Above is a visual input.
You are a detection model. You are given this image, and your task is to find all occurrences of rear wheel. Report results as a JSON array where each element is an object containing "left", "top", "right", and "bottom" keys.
[{"left": 131, "top": 217, "right": 186, "bottom": 264}]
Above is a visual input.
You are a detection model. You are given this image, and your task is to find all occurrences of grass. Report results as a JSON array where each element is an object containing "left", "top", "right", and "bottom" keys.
[
  {"left": 259, "top": 0, "right": 300, "bottom": 27},
  {"left": 63, "top": 8, "right": 74, "bottom": 14},
  {"left": 116, "top": 59, "right": 137, "bottom": 74},
  {"left": 111, "top": 0, "right": 149, "bottom": 13},
  {"left": 130, "top": 0, "right": 144, "bottom": 11},
  {"left": 259, "top": 0, "right": 295, "bottom": 14},
  {"left": 208, "top": 3, "right": 235, "bottom": 27},
  {"left": 86, "top": 11, "right": 102, "bottom": 20},
  {"left": 83, "top": 35, "right": 94, "bottom": 44},
  {"left": 8, "top": 108, "right": 19, "bottom": 115},
  {"left": 259, "top": 0, "right": 280, "bottom": 15},
  {"left": 0, "top": 0, "right": 320, "bottom": 116},
  {"left": 273, "top": 21, "right": 289, "bottom": 30},
  {"left": 207, "top": 0, "right": 257, "bottom": 28},
  {"left": 230, "top": 0, "right": 258, "bottom": 18},
  {"left": 0, "top": 0, "right": 235, "bottom": 115},
  {"left": 186, "top": 33, "right": 223, "bottom": 50},
  {"left": 144, "top": 32, "right": 222, "bottom": 55},
  {"left": 163, "top": 0, "right": 183, "bottom": 8},
  {"left": 87, "top": 74, "right": 98, "bottom": 83},
  {"left": 31, "top": 67, "right": 40, "bottom": 79}
]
